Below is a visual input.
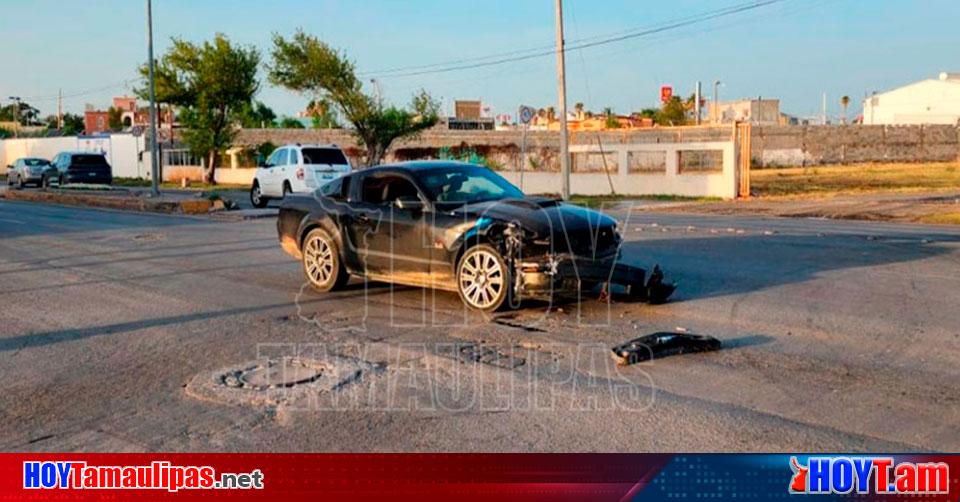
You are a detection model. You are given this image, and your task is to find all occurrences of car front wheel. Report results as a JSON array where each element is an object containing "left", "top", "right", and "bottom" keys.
[
  {"left": 250, "top": 181, "right": 268, "bottom": 208},
  {"left": 457, "top": 244, "right": 512, "bottom": 312},
  {"left": 302, "top": 228, "right": 349, "bottom": 292}
]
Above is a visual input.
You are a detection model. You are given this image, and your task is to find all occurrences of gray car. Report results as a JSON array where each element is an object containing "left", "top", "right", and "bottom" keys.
[{"left": 6, "top": 158, "right": 58, "bottom": 188}]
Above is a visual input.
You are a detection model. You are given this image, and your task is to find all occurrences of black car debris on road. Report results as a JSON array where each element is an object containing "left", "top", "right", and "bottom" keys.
[{"left": 277, "top": 161, "right": 674, "bottom": 312}]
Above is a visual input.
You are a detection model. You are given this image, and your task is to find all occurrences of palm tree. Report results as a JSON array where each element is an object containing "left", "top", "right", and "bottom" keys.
[
  {"left": 574, "top": 102, "right": 584, "bottom": 120},
  {"left": 840, "top": 95, "right": 851, "bottom": 124},
  {"left": 546, "top": 106, "right": 556, "bottom": 121}
]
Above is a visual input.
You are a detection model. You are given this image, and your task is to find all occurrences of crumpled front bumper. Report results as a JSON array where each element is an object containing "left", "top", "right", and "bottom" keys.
[{"left": 514, "top": 253, "right": 675, "bottom": 303}]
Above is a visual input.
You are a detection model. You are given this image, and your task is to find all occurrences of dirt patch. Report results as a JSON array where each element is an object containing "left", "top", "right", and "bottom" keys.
[{"left": 651, "top": 190, "right": 960, "bottom": 225}]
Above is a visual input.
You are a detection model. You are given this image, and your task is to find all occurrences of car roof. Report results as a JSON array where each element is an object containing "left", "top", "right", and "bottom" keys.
[
  {"left": 58, "top": 151, "right": 106, "bottom": 156},
  {"left": 358, "top": 160, "right": 480, "bottom": 175},
  {"left": 278, "top": 144, "right": 343, "bottom": 149}
]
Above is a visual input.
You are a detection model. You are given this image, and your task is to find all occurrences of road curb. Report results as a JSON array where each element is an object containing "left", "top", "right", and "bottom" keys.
[{"left": 1, "top": 188, "right": 214, "bottom": 215}]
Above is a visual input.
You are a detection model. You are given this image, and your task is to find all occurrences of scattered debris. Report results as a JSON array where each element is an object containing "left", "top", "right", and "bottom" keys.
[
  {"left": 674, "top": 326, "right": 688, "bottom": 333},
  {"left": 457, "top": 343, "right": 526, "bottom": 369},
  {"left": 650, "top": 223, "right": 659, "bottom": 227},
  {"left": 132, "top": 233, "right": 165, "bottom": 243},
  {"left": 921, "top": 238, "right": 934, "bottom": 244},
  {"left": 611, "top": 332, "right": 721, "bottom": 366},
  {"left": 686, "top": 226, "right": 697, "bottom": 232},
  {"left": 492, "top": 317, "right": 546, "bottom": 333},
  {"left": 866, "top": 235, "right": 878, "bottom": 241},
  {"left": 763, "top": 230, "right": 778, "bottom": 236}
]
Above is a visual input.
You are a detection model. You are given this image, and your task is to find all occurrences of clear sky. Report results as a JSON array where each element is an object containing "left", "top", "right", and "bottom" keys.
[{"left": 2, "top": 0, "right": 958, "bottom": 121}]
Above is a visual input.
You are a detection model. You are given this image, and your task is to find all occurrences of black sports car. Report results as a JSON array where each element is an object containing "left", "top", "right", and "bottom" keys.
[{"left": 277, "top": 161, "right": 674, "bottom": 312}]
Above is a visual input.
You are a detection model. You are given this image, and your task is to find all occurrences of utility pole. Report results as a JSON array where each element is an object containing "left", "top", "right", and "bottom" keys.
[
  {"left": 369, "top": 78, "right": 382, "bottom": 108},
  {"left": 146, "top": 0, "right": 160, "bottom": 197},
  {"left": 712, "top": 80, "right": 721, "bottom": 125},
  {"left": 695, "top": 81, "right": 702, "bottom": 125},
  {"left": 8, "top": 96, "right": 21, "bottom": 138},
  {"left": 821, "top": 92, "right": 827, "bottom": 125},
  {"left": 554, "top": 0, "right": 570, "bottom": 200}
]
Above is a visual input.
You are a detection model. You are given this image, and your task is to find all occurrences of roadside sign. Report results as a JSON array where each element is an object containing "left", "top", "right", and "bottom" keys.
[
  {"left": 518, "top": 105, "right": 535, "bottom": 125},
  {"left": 660, "top": 86, "right": 673, "bottom": 103}
]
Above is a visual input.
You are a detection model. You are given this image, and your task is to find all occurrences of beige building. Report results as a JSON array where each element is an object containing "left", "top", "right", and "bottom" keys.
[{"left": 708, "top": 98, "right": 783, "bottom": 125}]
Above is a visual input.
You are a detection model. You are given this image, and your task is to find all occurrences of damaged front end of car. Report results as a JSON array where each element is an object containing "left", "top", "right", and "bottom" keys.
[{"left": 501, "top": 221, "right": 676, "bottom": 305}]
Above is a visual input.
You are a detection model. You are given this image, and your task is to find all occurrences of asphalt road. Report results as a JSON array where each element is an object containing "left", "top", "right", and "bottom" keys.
[{"left": 1, "top": 199, "right": 959, "bottom": 452}]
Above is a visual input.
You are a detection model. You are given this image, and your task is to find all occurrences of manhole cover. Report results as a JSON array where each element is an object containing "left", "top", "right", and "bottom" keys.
[{"left": 222, "top": 359, "right": 324, "bottom": 390}]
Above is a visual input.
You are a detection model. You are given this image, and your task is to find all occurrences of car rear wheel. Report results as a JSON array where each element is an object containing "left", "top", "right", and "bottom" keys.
[
  {"left": 41, "top": 176, "right": 51, "bottom": 189},
  {"left": 302, "top": 228, "right": 348, "bottom": 292},
  {"left": 16, "top": 175, "right": 24, "bottom": 189},
  {"left": 457, "top": 245, "right": 512, "bottom": 312},
  {"left": 250, "top": 181, "right": 268, "bottom": 208}
]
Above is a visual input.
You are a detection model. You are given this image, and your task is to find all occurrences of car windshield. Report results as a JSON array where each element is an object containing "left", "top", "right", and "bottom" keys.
[
  {"left": 414, "top": 164, "right": 524, "bottom": 207},
  {"left": 301, "top": 148, "right": 348, "bottom": 165},
  {"left": 23, "top": 159, "right": 50, "bottom": 167}
]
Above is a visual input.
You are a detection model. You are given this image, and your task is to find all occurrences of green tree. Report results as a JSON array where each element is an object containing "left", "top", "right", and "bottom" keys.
[
  {"left": 278, "top": 117, "right": 305, "bottom": 129},
  {"left": 238, "top": 101, "right": 277, "bottom": 128},
  {"left": 840, "top": 95, "right": 851, "bottom": 124},
  {"left": 0, "top": 101, "right": 40, "bottom": 125},
  {"left": 656, "top": 96, "right": 689, "bottom": 126},
  {"left": 138, "top": 33, "right": 260, "bottom": 183},
  {"left": 268, "top": 30, "right": 438, "bottom": 166},
  {"left": 108, "top": 106, "right": 124, "bottom": 130},
  {"left": 307, "top": 98, "right": 340, "bottom": 129}
]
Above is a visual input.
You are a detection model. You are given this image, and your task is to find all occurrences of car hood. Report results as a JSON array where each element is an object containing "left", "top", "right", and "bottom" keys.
[{"left": 451, "top": 197, "right": 617, "bottom": 237}]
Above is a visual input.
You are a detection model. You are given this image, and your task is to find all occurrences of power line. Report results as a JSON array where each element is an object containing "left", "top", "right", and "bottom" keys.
[{"left": 364, "top": 0, "right": 786, "bottom": 79}]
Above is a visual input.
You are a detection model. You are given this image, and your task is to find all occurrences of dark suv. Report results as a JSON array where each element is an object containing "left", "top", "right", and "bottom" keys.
[{"left": 50, "top": 152, "right": 113, "bottom": 186}]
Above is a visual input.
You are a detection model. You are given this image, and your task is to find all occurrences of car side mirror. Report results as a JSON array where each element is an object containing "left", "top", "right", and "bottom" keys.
[{"left": 394, "top": 196, "right": 424, "bottom": 212}]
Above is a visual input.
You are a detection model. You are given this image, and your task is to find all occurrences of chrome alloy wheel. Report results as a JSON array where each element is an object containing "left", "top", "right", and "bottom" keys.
[
  {"left": 303, "top": 234, "right": 335, "bottom": 287},
  {"left": 458, "top": 248, "right": 506, "bottom": 310}
]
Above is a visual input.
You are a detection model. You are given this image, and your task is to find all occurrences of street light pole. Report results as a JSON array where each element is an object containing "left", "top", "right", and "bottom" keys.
[
  {"left": 554, "top": 0, "right": 570, "bottom": 200},
  {"left": 146, "top": 0, "right": 160, "bottom": 197}
]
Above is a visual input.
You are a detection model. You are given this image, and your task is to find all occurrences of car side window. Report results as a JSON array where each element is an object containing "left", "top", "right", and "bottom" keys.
[
  {"left": 360, "top": 175, "right": 420, "bottom": 206},
  {"left": 288, "top": 149, "right": 299, "bottom": 166},
  {"left": 265, "top": 149, "right": 282, "bottom": 168}
]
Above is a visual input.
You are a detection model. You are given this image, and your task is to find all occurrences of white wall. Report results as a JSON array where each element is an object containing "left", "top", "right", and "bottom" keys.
[
  {"left": 502, "top": 141, "right": 738, "bottom": 199},
  {"left": 0, "top": 134, "right": 148, "bottom": 178}
]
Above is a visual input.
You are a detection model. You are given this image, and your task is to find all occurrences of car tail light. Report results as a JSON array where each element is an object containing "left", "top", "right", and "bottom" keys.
[{"left": 296, "top": 167, "right": 304, "bottom": 180}]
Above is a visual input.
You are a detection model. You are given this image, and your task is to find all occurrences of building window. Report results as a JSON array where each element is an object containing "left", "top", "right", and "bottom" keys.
[
  {"left": 678, "top": 150, "right": 723, "bottom": 174},
  {"left": 627, "top": 151, "right": 667, "bottom": 174},
  {"left": 572, "top": 151, "right": 618, "bottom": 173}
]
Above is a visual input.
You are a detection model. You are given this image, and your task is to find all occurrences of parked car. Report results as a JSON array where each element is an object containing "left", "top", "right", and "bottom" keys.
[
  {"left": 276, "top": 161, "right": 675, "bottom": 312},
  {"left": 6, "top": 158, "right": 57, "bottom": 188},
  {"left": 250, "top": 144, "right": 351, "bottom": 208},
  {"left": 50, "top": 152, "right": 113, "bottom": 186}
]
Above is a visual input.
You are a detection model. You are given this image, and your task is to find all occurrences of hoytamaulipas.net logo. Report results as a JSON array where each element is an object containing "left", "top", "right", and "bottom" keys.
[
  {"left": 789, "top": 456, "right": 948, "bottom": 495},
  {"left": 23, "top": 461, "right": 264, "bottom": 492}
]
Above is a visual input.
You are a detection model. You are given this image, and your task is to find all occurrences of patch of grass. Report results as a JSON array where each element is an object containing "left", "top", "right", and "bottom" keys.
[
  {"left": 569, "top": 194, "right": 722, "bottom": 208},
  {"left": 918, "top": 212, "right": 960, "bottom": 225},
  {"left": 112, "top": 177, "right": 248, "bottom": 190},
  {"left": 752, "top": 162, "right": 960, "bottom": 197}
]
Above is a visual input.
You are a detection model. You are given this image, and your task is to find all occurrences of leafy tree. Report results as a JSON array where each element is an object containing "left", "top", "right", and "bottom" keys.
[
  {"left": 138, "top": 33, "right": 260, "bottom": 183},
  {"left": 268, "top": 30, "right": 439, "bottom": 166},
  {"left": 278, "top": 117, "right": 305, "bottom": 129},
  {"left": 238, "top": 101, "right": 277, "bottom": 128},
  {"left": 656, "top": 96, "right": 689, "bottom": 126},
  {"left": 0, "top": 101, "right": 40, "bottom": 125},
  {"left": 0, "top": 127, "right": 11, "bottom": 139},
  {"left": 840, "top": 95, "right": 851, "bottom": 124},
  {"left": 108, "top": 107, "right": 124, "bottom": 130},
  {"left": 307, "top": 98, "right": 340, "bottom": 129}
]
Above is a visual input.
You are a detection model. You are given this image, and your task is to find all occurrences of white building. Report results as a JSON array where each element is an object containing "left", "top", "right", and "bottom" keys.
[{"left": 863, "top": 72, "right": 960, "bottom": 125}]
